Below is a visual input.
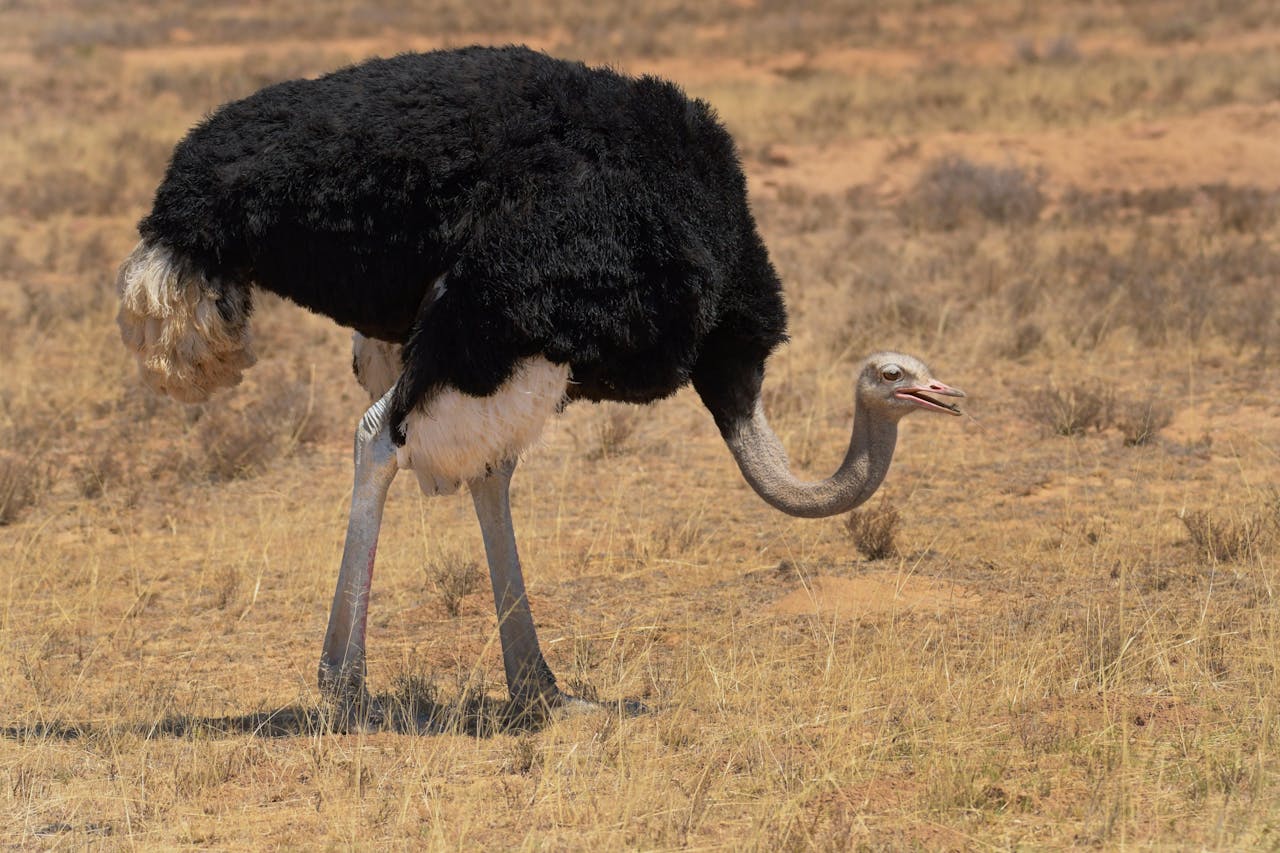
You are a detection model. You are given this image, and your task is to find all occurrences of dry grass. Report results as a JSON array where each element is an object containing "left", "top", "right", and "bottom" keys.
[
  {"left": 1, "top": 0, "right": 1280, "bottom": 848},
  {"left": 426, "top": 554, "right": 484, "bottom": 618},
  {"left": 194, "top": 377, "right": 322, "bottom": 481},
  {"left": 1027, "top": 381, "right": 1114, "bottom": 437},
  {"left": 844, "top": 500, "right": 901, "bottom": 560},
  {"left": 0, "top": 451, "right": 43, "bottom": 525},
  {"left": 584, "top": 403, "right": 643, "bottom": 461},
  {"left": 899, "top": 155, "right": 1046, "bottom": 231},
  {"left": 1180, "top": 505, "right": 1271, "bottom": 564},
  {"left": 1114, "top": 396, "right": 1175, "bottom": 446}
]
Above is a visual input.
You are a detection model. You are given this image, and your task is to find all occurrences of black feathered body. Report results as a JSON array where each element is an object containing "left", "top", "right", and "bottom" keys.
[{"left": 139, "top": 46, "right": 788, "bottom": 437}]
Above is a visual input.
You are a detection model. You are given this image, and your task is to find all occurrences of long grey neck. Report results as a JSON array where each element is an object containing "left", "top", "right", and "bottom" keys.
[{"left": 723, "top": 397, "right": 898, "bottom": 519}]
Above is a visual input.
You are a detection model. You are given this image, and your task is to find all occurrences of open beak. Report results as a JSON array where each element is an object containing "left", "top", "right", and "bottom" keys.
[{"left": 895, "top": 380, "right": 966, "bottom": 416}]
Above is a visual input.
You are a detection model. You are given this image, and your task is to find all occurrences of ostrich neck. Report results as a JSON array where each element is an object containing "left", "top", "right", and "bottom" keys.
[{"left": 724, "top": 397, "right": 898, "bottom": 519}]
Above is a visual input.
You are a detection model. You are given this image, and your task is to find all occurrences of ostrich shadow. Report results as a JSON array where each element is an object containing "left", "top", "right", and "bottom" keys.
[{"left": 1, "top": 689, "right": 631, "bottom": 742}]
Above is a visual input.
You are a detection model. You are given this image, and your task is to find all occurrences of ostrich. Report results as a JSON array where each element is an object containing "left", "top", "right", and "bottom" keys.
[{"left": 116, "top": 46, "right": 965, "bottom": 712}]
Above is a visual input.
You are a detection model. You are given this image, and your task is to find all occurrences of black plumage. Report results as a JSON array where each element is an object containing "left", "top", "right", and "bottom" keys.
[{"left": 139, "top": 46, "right": 788, "bottom": 440}]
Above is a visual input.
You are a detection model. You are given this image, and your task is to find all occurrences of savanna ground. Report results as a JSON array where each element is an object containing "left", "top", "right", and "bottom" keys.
[{"left": 2, "top": 0, "right": 1279, "bottom": 847}]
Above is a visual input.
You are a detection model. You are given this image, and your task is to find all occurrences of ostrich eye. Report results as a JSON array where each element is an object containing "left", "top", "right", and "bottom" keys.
[{"left": 880, "top": 365, "right": 903, "bottom": 382}]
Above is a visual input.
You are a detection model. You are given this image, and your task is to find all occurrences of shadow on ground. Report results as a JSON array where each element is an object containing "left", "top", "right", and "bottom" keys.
[
  {"left": 3, "top": 686, "right": 647, "bottom": 743},
  {"left": 1, "top": 692, "right": 564, "bottom": 742}
]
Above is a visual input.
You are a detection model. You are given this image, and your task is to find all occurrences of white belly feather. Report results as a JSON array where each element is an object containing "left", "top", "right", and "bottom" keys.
[{"left": 351, "top": 332, "right": 569, "bottom": 495}]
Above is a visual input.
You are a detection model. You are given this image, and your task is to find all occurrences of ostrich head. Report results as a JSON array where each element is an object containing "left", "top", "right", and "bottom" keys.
[
  {"left": 856, "top": 351, "right": 966, "bottom": 421},
  {"left": 722, "top": 349, "right": 965, "bottom": 519}
]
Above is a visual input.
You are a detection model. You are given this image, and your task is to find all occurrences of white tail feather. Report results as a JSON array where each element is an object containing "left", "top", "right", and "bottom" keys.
[{"left": 116, "top": 241, "right": 255, "bottom": 403}]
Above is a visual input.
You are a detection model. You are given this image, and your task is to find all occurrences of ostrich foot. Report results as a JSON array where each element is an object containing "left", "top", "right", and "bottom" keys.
[
  {"left": 318, "top": 663, "right": 381, "bottom": 730},
  {"left": 554, "top": 692, "right": 649, "bottom": 718},
  {"left": 506, "top": 686, "right": 649, "bottom": 721}
]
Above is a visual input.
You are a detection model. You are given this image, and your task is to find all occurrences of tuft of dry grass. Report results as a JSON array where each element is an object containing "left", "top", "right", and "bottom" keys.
[
  {"left": 71, "top": 449, "right": 125, "bottom": 500},
  {"left": 1137, "top": 10, "right": 1207, "bottom": 44},
  {"left": 385, "top": 663, "right": 440, "bottom": 730},
  {"left": 1048, "top": 224, "right": 1280, "bottom": 352},
  {"left": 998, "top": 321, "right": 1044, "bottom": 361},
  {"left": 0, "top": 450, "right": 42, "bottom": 525},
  {"left": 845, "top": 500, "right": 900, "bottom": 560},
  {"left": 1113, "top": 396, "right": 1175, "bottom": 446},
  {"left": 426, "top": 554, "right": 484, "bottom": 618},
  {"left": 1205, "top": 184, "right": 1280, "bottom": 233},
  {"left": 585, "top": 403, "right": 642, "bottom": 461},
  {"left": 194, "top": 368, "right": 324, "bottom": 481},
  {"left": 1059, "top": 184, "right": 1280, "bottom": 234},
  {"left": 209, "top": 565, "right": 243, "bottom": 611},
  {"left": 1012, "top": 34, "right": 1082, "bottom": 65},
  {"left": 0, "top": 407, "right": 53, "bottom": 524},
  {"left": 1180, "top": 508, "right": 1266, "bottom": 564},
  {"left": 1027, "top": 382, "right": 1114, "bottom": 437}
]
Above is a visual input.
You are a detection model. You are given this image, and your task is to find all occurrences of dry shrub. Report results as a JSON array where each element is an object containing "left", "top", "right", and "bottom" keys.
[
  {"left": 13, "top": 281, "right": 75, "bottom": 333},
  {"left": 140, "top": 49, "right": 353, "bottom": 107},
  {"left": 1113, "top": 397, "right": 1174, "bottom": 447},
  {"left": 1060, "top": 184, "right": 1279, "bottom": 232},
  {"left": 0, "top": 450, "right": 42, "bottom": 525},
  {"left": 7, "top": 167, "right": 126, "bottom": 220},
  {"left": 1203, "top": 184, "right": 1280, "bottom": 233},
  {"left": 63, "top": 228, "right": 123, "bottom": 280},
  {"left": 1048, "top": 226, "right": 1279, "bottom": 352},
  {"left": 761, "top": 373, "right": 818, "bottom": 424},
  {"left": 72, "top": 448, "right": 126, "bottom": 500},
  {"left": 899, "top": 155, "right": 1045, "bottom": 231},
  {"left": 769, "top": 185, "right": 845, "bottom": 234},
  {"left": 0, "top": 405, "right": 52, "bottom": 523},
  {"left": 504, "top": 737, "right": 542, "bottom": 775},
  {"left": 74, "top": 414, "right": 145, "bottom": 504},
  {"left": 881, "top": 293, "right": 941, "bottom": 339},
  {"left": 569, "top": 636, "right": 603, "bottom": 701},
  {"left": 1012, "top": 34, "right": 1081, "bottom": 65},
  {"left": 1180, "top": 509, "right": 1264, "bottom": 564},
  {"left": 0, "top": 232, "right": 32, "bottom": 279},
  {"left": 195, "top": 370, "right": 323, "bottom": 481},
  {"left": 1077, "top": 604, "right": 1142, "bottom": 689},
  {"left": 587, "top": 404, "right": 641, "bottom": 461},
  {"left": 210, "top": 565, "right": 242, "bottom": 611},
  {"left": 387, "top": 667, "right": 439, "bottom": 729},
  {"left": 1128, "top": 186, "right": 1199, "bottom": 217},
  {"left": 998, "top": 321, "right": 1044, "bottom": 361},
  {"left": 845, "top": 501, "right": 900, "bottom": 560},
  {"left": 1138, "top": 13, "right": 1205, "bottom": 44},
  {"left": 652, "top": 510, "right": 712, "bottom": 559},
  {"left": 195, "top": 407, "right": 280, "bottom": 482},
  {"left": 32, "top": 18, "right": 165, "bottom": 56},
  {"left": 1043, "top": 35, "right": 1082, "bottom": 64},
  {"left": 426, "top": 554, "right": 483, "bottom": 618},
  {"left": 1027, "top": 382, "right": 1113, "bottom": 437},
  {"left": 1058, "top": 186, "right": 1142, "bottom": 223}
]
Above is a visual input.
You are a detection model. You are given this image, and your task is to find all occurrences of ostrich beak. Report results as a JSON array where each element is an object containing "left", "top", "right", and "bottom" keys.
[{"left": 895, "top": 380, "right": 965, "bottom": 415}]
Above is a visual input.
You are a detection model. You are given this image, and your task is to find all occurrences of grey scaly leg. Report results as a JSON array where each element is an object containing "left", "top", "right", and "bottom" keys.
[
  {"left": 468, "top": 459, "right": 561, "bottom": 708},
  {"left": 318, "top": 390, "right": 399, "bottom": 708}
]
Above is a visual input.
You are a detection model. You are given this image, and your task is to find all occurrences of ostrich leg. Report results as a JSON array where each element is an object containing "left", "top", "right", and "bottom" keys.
[
  {"left": 469, "top": 459, "right": 560, "bottom": 707},
  {"left": 318, "top": 390, "right": 399, "bottom": 706}
]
